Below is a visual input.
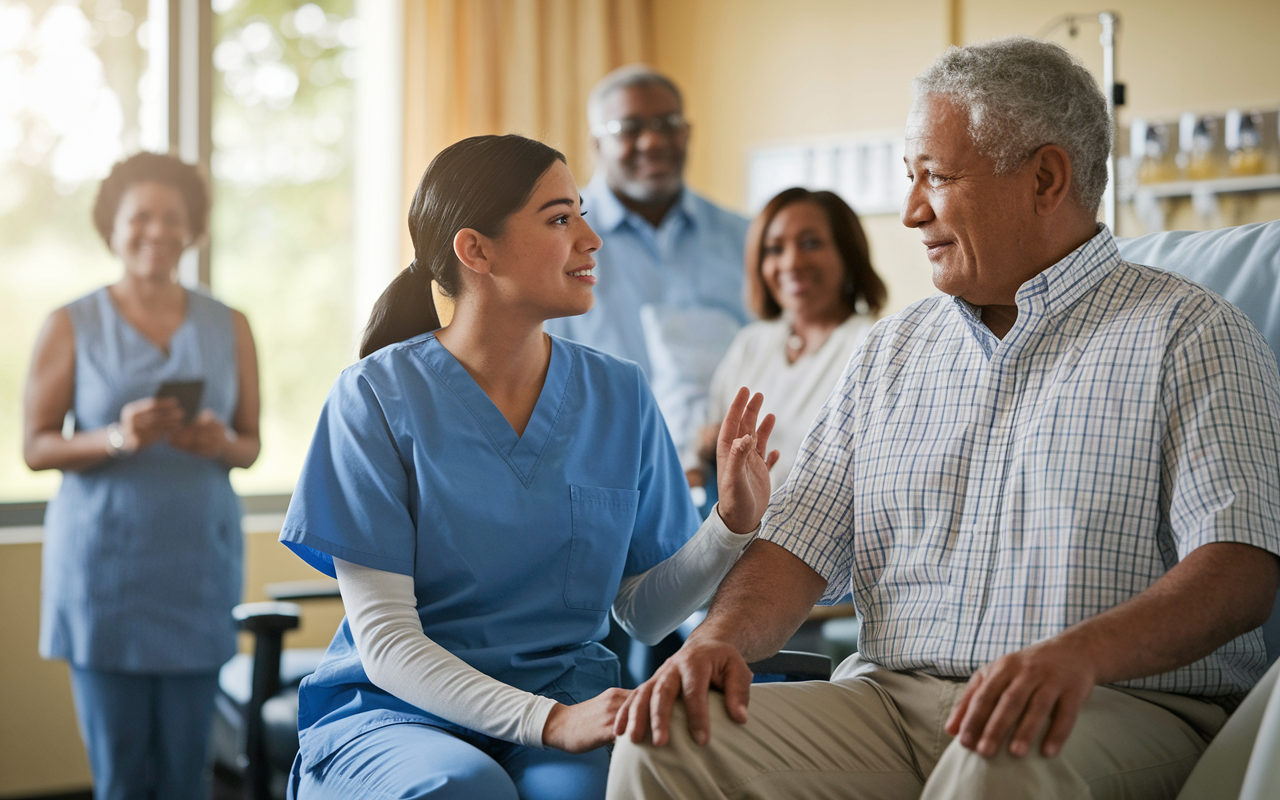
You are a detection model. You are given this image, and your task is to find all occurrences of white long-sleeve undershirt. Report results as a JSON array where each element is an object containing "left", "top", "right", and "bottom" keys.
[
  {"left": 335, "top": 508, "right": 756, "bottom": 749},
  {"left": 610, "top": 510, "right": 755, "bottom": 645}
]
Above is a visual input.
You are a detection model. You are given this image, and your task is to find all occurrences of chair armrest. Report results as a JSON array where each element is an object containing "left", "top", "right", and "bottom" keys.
[
  {"left": 231, "top": 601, "right": 303, "bottom": 800},
  {"left": 747, "top": 650, "right": 832, "bottom": 680},
  {"left": 264, "top": 579, "right": 341, "bottom": 602},
  {"left": 233, "top": 601, "right": 302, "bottom": 635},
  {"left": 232, "top": 602, "right": 301, "bottom": 714}
]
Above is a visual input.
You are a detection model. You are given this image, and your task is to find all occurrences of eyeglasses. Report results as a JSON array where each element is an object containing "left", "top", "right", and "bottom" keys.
[{"left": 595, "top": 113, "right": 689, "bottom": 140}]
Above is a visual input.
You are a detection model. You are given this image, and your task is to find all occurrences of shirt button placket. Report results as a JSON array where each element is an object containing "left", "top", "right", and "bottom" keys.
[{"left": 962, "top": 357, "right": 1012, "bottom": 667}]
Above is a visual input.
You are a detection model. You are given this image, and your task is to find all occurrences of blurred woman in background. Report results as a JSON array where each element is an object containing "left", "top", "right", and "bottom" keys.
[
  {"left": 692, "top": 188, "right": 887, "bottom": 492},
  {"left": 23, "top": 152, "right": 260, "bottom": 800}
]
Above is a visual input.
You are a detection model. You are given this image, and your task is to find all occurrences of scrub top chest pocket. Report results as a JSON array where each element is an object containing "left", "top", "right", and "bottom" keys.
[{"left": 564, "top": 485, "right": 641, "bottom": 611}]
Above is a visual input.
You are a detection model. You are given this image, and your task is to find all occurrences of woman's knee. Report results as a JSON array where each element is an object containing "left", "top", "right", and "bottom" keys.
[
  {"left": 428, "top": 757, "right": 519, "bottom": 800},
  {"left": 304, "top": 757, "right": 517, "bottom": 800},
  {"left": 302, "top": 725, "right": 519, "bottom": 800},
  {"left": 508, "top": 746, "right": 610, "bottom": 800}
]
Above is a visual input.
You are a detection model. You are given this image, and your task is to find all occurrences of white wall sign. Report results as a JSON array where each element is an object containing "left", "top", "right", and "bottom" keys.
[{"left": 747, "top": 132, "right": 908, "bottom": 216}]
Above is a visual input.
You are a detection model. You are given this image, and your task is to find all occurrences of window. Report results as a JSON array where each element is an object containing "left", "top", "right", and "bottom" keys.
[
  {"left": 0, "top": 0, "right": 160, "bottom": 503},
  {"left": 211, "top": 0, "right": 360, "bottom": 496},
  {"left": 1, "top": 0, "right": 399, "bottom": 511}
]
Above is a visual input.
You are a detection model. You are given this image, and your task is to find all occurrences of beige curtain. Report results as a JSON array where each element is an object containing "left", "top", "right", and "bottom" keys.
[{"left": 401, "top": 0, "right": 653, "bottom": 322}]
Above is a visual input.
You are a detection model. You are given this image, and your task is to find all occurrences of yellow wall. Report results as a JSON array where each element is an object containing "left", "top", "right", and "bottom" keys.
[
  {"left": 0, "top": 543, "right": 86, "bottom": 797},
  {"left": 651, "top": 0, "right": 1280, "bottom": 313},
  {"left": 961, "top": 0, "right": 1280, "bottom": 122},
  {"left": 0, "top": 529, "right": 344, "bottom": 798},
  {"left": 651, "top": 0, "right": 950, "bottom": 313}
]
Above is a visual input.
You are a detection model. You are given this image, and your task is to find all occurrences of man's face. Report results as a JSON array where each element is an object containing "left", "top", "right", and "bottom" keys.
[
  {"left": 901, "top": 94, "right": 1038, "bottom": 306},
  {"left": 594, "top": 83, "right": 689, "bottom": 205}
]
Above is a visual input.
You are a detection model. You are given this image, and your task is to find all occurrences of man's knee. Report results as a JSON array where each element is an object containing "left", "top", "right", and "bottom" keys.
[
  {"left": 923, "top": 738, "right": 1090, "bottom": 800},
  {"left": 608, "top": 736, "right": 676, "bottom": 800},
  {"left": 607, "top": 699, "right": 738, "bottom": 800},
  {"left": 610, "top": 703, "right": 688, "bottom": 771}
]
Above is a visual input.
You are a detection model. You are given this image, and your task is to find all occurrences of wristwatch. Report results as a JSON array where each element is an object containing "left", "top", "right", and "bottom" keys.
[{"left": 105, "top": 422, "right": 135, "bottom": 458}]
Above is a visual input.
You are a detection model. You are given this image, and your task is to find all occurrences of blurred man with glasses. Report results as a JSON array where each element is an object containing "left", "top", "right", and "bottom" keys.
[{"left": 546, "top": 66, "right": 751, "bottom": 499}]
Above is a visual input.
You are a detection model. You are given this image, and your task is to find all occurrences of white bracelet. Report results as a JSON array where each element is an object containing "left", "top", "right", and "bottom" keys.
[{"left": 105, "top": 422, "right": 135, "bottom": 458}]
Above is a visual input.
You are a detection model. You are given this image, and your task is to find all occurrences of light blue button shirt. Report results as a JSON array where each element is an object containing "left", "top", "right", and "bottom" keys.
[
  {"left": 763, "top": 228, "right": 1280, "bottom": 699},
  {"left": 545, "top": 175, "right": 751, "bottom": 463}
]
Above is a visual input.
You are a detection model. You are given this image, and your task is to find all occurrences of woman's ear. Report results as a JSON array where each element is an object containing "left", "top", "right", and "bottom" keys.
[{"left": 453, "top": 228, "right": 493, "bottom": 276}]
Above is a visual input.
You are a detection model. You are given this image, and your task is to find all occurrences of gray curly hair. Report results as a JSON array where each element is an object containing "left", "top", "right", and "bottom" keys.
[
  {"left": 587, "top": 64, "right": 683, "bottom": 137},
  {"left": 912, "top": 36, "right": 1112, "bottom": 213}
]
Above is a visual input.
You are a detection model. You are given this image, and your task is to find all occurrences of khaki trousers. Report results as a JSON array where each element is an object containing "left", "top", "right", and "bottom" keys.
[{"left": 606, "top": 657, "right": 1227, "bottom": 800}]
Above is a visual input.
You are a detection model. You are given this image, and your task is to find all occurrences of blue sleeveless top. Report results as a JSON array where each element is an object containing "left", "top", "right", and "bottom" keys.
[{"left": 40, "top": 287, "right": 244, "bottom": 673}]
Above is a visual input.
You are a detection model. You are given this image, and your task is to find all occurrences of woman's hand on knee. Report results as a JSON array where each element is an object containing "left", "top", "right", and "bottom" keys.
[{"left": 541, "top": 688, "right": 631, "bottom": 753}]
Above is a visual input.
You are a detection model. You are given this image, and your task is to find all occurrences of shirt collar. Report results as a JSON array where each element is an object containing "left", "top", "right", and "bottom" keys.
[
  {"left": 583, "top": 171, "right": 697, "bottom": 234},
  {"left": 1015, "top": 224, "right": 1120, "bottom": 317},
  {"left": 950, "top": 225, "right": 1120, "bottom": 358},
  {"left": 951, "top": 297, "right": 1000, "bottom": 359}
]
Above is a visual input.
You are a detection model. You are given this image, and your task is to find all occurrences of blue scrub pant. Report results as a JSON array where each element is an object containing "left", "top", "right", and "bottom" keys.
[
  {"left": 69, "top": 666, "right": 219, "bottom": 800},
  {"left": 291, "top": 722, "right": 611, "bottom": 800}
]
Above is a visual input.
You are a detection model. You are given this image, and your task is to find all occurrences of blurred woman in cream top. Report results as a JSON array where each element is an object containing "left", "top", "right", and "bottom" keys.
[{"left": 696, "top": 188, "right": 887, "bottom": 492}]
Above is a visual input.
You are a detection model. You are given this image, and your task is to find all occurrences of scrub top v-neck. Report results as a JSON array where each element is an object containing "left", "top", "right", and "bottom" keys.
[{"left": 281, "top": 333, "right": 699, "bottom": 767}]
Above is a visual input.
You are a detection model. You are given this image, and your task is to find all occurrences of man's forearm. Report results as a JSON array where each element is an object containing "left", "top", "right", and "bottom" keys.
[
  {"left": 692, "top": 540, "right": 829, "bottom": 663},
  {"left": 943, "top": 541, "right": 1277, "bottom": 760},
  {"left": 1060, "top": 542, "right": 1278, "bottom": 684}
]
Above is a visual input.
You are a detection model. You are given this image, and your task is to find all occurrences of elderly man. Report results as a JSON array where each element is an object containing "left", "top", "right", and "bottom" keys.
[
  {"left": 606, "top": 37, "right": 1280, "bottom": 800},
  {"left": 545, "top": 65, "right": 750, "bottom": 476}
]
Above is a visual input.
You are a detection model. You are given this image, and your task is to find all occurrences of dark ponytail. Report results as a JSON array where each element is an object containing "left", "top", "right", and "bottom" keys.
[
  {"left": 359, "top": 135, "right": 566, "bottom": 358},
  {"left": 358, "top": 261, "right": 440, "bottom": 359}
]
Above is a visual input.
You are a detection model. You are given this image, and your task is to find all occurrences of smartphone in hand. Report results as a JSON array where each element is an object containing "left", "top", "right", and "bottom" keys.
[{"left": 155, "top": 380, "right": 204, "bottom": 423}]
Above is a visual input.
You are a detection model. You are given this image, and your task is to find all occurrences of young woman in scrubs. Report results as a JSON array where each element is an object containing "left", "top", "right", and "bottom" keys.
[{"left": 280, "top": 134, "right": 778, "bottom": 799}]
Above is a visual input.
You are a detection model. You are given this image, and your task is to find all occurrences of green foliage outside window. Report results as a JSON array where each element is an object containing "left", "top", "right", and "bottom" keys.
[
  {"left": 0, "top": 0, "right": 152, "bottom": 502},
  {"left": 211, "top": 0, "right": 358, "bottom": 496}
]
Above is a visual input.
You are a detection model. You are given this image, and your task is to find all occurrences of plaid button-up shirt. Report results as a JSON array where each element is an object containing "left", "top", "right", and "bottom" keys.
[{"left": 762, "top": 228, "right": 1280, "bottom": 698}]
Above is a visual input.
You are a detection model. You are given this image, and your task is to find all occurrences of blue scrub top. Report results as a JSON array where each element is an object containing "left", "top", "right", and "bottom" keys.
[{"left": 280, "top": 333, "right": 699, "bottom": 767}]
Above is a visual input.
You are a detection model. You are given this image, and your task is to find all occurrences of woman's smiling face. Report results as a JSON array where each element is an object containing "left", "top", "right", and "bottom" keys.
[
  {"left": 760, "top": 199, "right": 850, "bottom": 324},
  {"left": 110, "top": 181, "right": 192, "bottom": 282},
  {"left": 483, "top": 159, "right": 603, "bottom": 321}
]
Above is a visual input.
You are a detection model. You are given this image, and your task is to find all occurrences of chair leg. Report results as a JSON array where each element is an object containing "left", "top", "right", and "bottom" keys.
[
  {"left": 245, "top": 629, "right": 284, "bottom": 800},
  {"left": 233, "top": 602, "right": 300, "bottom": 800}
]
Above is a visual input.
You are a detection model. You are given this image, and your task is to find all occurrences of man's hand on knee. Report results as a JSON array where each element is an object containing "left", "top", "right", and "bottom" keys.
[
  {"left": 613, "top": 637, "right": 754, "bottom": 747},
  {"left": 946, "top": 639, "right": 1097, "bottom": 760}
]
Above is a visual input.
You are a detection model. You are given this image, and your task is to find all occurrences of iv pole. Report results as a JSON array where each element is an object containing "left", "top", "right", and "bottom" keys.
[
  {"left": 1099, "top": 12, "right": 1119, "bottom": 232},
  {"left": 1038, "top": 12, "right": 1122, "bottom": 231}
]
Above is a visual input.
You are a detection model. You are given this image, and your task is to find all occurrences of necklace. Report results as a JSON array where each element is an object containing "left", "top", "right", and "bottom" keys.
[
  {"left": 786, "top": 329, "right": 805, "bottom": 353},
  {"left": 785, "top": 327, "right": 805, "bottom": 364}
]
